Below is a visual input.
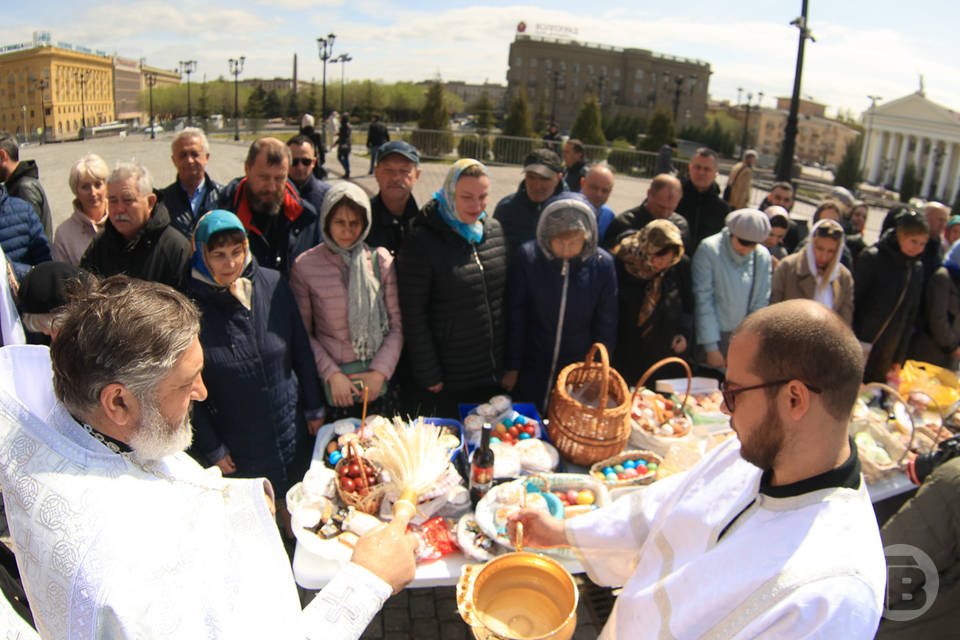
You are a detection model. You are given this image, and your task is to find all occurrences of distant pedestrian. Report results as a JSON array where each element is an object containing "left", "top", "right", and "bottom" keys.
[
  {"left": 542, "top": 122, "right": 562, "bottom": 153},
  {"left": 366, "top": 114, "right": 390, "bottom": 175},
  {"left": 653, "top": 141, "right": 678, "bottom": 177},
  {"left": 725, "top": 149, "right": 757, "bottom": 209},
  {"left": 336, "top": 114, "right": 352, "bottom": 179},
  {"left": 562, "top": 139, "right": 588, "bottom": 192}
]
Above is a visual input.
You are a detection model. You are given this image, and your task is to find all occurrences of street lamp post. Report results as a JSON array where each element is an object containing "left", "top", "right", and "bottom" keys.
[
  {"left": 330, "top": 53, "right": 352, "bottom": 113},
  {"left": 228, "top": 57, "right": 245, "bottom": 142},
  {"left": 75, "top": 70, "right": 90, "bottom": 139},
  {"left": 179, "top": 60, "right": 197, "bottom": 125},
  {"left": 738, "top": 90, "right": 764, "bottom": 159},
  {"left": 549, "top": 70, "right": 561, "bottom": 125},
  {"left": 776, "top": 0, "right": 815, "bottom": 182},
  {"left": 145, "top": 72, "right": 158, "bottom": 140},
  {"left": 861, "top": 94, "right": 882, "bottom": 183},
  {"left": 317, "top": 34, "right": 336, "bottom": 153},
  {"left": 37, "top": 79, "right": 49, "bottom": 143}
]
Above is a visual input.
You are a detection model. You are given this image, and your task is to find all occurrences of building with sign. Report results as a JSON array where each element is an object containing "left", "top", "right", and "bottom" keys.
[
  {"left": 506, "top": 31, "right": 711, "bottom": 132},
  {"left": 0, "top": 33, "right": 114, "bottom": 140},
  {"left": 859, "top": 90, "right": 960, "bottom": 202}
]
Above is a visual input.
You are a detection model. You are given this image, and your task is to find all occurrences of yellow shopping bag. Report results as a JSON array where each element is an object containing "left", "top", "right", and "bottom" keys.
[{"left": 899, "top": 360, "right": 960, "bottom": 412}]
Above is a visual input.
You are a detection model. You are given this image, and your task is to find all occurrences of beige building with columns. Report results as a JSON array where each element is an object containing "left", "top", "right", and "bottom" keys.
[{"left": 860, "top": 91, "right": 960, "bottom": 202}]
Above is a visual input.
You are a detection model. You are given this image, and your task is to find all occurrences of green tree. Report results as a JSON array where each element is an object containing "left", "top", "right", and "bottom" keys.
[
  {"left": 533, "top": 98, "right": 549, "bottom": 135},
  {"left": 570, "top": 93, "right": 605, "bottom": 147},
  {"left": 501, "top": 87, "right": 534, "bottom": 138},
  {"left": 244, "top": 84, "right": 266, "bottom": 118},
  {"left": 197, "top": 80, "right": 210, "bottom": 124},
  {"left": 418, "top": 81, "right": 449, "bottom": 130},
  {"left": 286, "top": 89, "right": 300, "bottom": 121},
  {"left": 470, "top": 92, "right": 494, "bottom": 130},
  {"left": 264, "top": 89, "right": 282, "bottom": 118},
  {"left": 900, "top": 163, "right": 919, "bottom": 203},
  {"left": 413, "top": 80, "right": 453, "bottom": 157},
  {"left": 834, "top": 136, "right": 863, "bottom": 190},
  {"left": 641, "top": 108, "right": 676, "bottom": 152},
  {"left": 305, "top": 84, "right": 318, "bottom": 116}
]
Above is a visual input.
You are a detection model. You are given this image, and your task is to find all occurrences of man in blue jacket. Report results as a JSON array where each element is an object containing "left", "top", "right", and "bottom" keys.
[
  {"left": 218, "top": 137, "right": 319, "bottom": 276},
  {"left": 0, "top": 183, "right": 50, "bottom": 281},
  {"left": 159, "top": 128, "right": 222, "bottom": 238}
]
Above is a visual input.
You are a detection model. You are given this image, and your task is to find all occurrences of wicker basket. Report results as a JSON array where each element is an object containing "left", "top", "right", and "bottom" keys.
[
  {"left": 853, "top": 383, "right": 914, "bottom": 484},
  {"left": 628, "top": 357, "right": 695, "bottom": 458},
  {"left": 334, "top": 441, "right": 385, "bottom": 515},
  {"left": 547, "top": 343, "right": 631, "bottom": 465},
  {"left": 589, "top": 449, "right": 662, "bottom": 488}
]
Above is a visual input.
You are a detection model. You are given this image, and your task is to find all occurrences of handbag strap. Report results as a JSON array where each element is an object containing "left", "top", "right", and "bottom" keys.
[
  {"left": 746, "top": 251, "right": 757, "bottom": 316},
  {"left": 872, "top": 268, "right": 912, "bottom": 344}
]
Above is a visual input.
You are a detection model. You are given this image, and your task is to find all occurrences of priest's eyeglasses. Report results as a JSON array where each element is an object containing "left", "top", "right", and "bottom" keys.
[{"left": 719, "top": 379, "right": 822, "bottom": 412}]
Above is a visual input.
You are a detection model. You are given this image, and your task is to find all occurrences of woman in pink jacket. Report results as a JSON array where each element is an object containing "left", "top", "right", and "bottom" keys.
[{"left": 290, "top": 181, "right": 402, "bottom": 421}]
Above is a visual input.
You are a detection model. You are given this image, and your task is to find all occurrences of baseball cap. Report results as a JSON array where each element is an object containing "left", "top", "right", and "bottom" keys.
[
  {"left": 377, "top": 140, "right": 420, "bottom": 165},
  {"left": 523, "top": 148, "right": 563, "bottom": 178}
]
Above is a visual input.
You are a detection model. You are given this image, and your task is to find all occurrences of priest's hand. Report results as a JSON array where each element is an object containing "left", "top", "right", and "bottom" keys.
[
  {"left": 506, "top": 508, "right": 567, "bottom": 549},
  {"left": 214, "top": 453, "right": 237, "bottom": 474},
  {"left": 351, "top": 520, "right": 418, "bottom": 594}
]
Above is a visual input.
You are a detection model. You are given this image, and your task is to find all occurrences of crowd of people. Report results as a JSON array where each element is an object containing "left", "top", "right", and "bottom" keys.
[{"left": 0, "top": 123, "right": 958, "bottom": 637}]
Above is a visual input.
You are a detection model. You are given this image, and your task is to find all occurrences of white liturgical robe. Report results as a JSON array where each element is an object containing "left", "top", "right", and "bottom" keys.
[
  {"left": 0, "top": 345, "right": 390, "bottom": 639},
  {"left": 566, "top": 437, "right": 887, "bottom": 639}
]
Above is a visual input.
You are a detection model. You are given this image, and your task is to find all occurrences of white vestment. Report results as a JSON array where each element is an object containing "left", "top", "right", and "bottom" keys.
[
  {"left": 0, "top": 247, "right": 25, "bottom": 346},
  {"left": 0, "top": 345, "right": 389, "bottom": 639},
  {"left": 566, "top": 437, "right": 887, "bottom": 639}
]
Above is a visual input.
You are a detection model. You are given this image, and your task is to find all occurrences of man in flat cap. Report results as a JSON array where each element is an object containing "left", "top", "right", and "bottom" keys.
[{"left": 493, "top": 148, "right": 568, "bottom": 255}]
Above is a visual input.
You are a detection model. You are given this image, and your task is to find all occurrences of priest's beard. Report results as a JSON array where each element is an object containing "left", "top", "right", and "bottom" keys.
[
  {"left": 129, "top": 399, "right": 193, "bottom": 464},
  {"left": 737, "top": 400, "right": 784, "bottom": 471}
]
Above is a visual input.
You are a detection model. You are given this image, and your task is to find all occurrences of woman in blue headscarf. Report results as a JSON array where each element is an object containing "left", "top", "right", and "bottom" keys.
[
  {"left": 183, "top": 210, "right": 323, "bottom": 529},
  {"left": 398, "top": 159, "right": 509, "bottom": 418}
]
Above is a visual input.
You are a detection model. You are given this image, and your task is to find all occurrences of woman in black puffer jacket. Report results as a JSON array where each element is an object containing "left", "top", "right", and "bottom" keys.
[
  {"left": 854, "top": 212, "right": 928, "bottom": 382},
  {"left": 398, "top": 159, "right": 507, "bottom": 418}
]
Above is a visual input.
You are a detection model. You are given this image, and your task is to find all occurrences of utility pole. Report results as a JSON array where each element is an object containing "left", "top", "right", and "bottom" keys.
[{"left": 777, "top": 0, "right": 814, "bottom": 182}]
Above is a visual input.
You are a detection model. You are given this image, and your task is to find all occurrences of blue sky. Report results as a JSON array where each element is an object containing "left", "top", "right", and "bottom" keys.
[{"left": 4, "top": 1, "right": 957, "bottom": 118}]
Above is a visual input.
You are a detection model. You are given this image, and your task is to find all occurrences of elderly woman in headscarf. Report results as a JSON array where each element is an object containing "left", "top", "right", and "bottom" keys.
[
  {"left": 398, "top": 158, "right": 507, "bottom": 418},
  {"left": 183, "top": 210, "right": 324, "bottom": 521},
  {"left": 772, "top": 219, "right": 854, "bottom": 324},
  {"left": 52, "top": 153, "right": 109, "bottom": 265},
  {"left": 502, "top": 193, "right": 617, "bottom": 411},
  {"left": 289, "top": 182, "right": 402, "bottom": 419},
  {"left": 611, "top": 219, "right": 691, "bottom": 384}
]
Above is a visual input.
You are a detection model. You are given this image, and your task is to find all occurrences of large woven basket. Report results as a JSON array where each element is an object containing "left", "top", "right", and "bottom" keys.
[
  {"left": 547, "top": 343, "right": 630, "bottom": 465},
  {"left": 628, "top": 357, "right": 695, "bottom": 458}
]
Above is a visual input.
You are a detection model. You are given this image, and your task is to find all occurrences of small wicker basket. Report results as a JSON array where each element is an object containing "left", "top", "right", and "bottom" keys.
[
  {"left": 589, "top": 449, "right": 663, "bottom": 488},
  {"left": 546, "top": 343, "right": 631, "bottom": 465},
  {"left": 334, "top": 441, "right": 385, "bottom": 515}
]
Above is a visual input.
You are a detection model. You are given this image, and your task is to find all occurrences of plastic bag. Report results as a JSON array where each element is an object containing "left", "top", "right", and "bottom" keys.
[{"left": 899, "top": 360, "right": 960, "bottom": 412}]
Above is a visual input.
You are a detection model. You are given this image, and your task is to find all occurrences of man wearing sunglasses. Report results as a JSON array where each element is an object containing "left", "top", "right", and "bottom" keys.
[
  {"left": 692, "top": 208, "right": 772, "bottom": 369},
  {"left": 509, "top": 300, "right": 886, "bottom": 638},
  {"left": 287, "top": 134, "right": 331, "bottom": 215}
]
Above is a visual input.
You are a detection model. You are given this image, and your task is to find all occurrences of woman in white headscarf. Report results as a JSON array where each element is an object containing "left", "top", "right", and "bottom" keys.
[
  {"left": 771, "top": 219, "right": 854, "bottom": 324},
  {"left": 289, "top": 182, "right": 402, "bottom": 419}
]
